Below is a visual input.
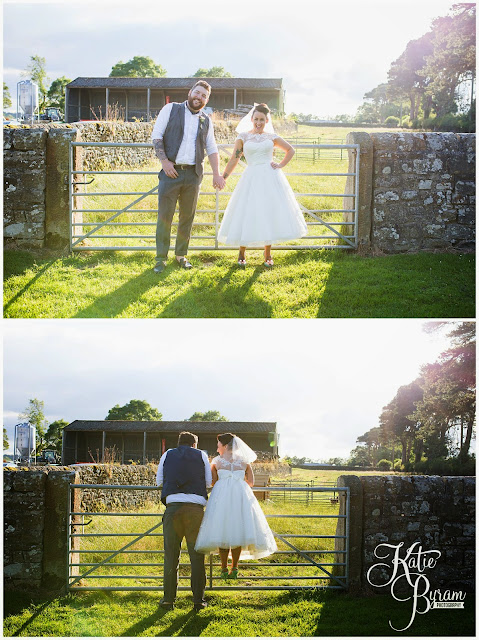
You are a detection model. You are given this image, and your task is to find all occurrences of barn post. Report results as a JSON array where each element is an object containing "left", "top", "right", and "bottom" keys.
[
  {"left": 147, "top": 87, "right": 151, "bottom": 121},
  {"left": 143, "top": 431, "right": 147, "bottom": 464},
  {"left": 101, "top": 430, "right": 106, "bottom": 462}
]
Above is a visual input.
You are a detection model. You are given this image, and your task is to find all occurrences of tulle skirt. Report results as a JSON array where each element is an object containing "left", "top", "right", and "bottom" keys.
[
  {"left": 194, "top": 475, "right": 277, "bottom": 559},
  {"left": 218, "top": 163, "right": 308, "bottom": 247}
]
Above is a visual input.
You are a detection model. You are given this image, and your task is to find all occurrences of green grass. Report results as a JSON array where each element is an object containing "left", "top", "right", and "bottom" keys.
[
  {"left": 4, "top": 581, "right": 474, "bottom": 636},
  {"left": 3, "top": 249, "right": 474, "bottom": 318}
]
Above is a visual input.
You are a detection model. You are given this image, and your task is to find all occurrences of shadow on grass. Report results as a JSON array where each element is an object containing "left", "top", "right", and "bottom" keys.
[
  {"left": 72, "top": 269, "right": 160, "bottom": 318},
  {"left": 3, "top": 259, "right": 59, "bottom": 315},
  {"left": 158, "top": 264, "right": 272, "bottom": 318},
  {"left": 6, "top": 592, "right": 63, "bottom": 637}
]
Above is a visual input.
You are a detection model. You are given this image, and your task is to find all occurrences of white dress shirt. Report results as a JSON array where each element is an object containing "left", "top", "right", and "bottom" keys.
[
  {"left": 156, "top": 447, "right": 213, "bottom": 506},
  {"left": 151, "top": 102, "right": 218, "bottom": 164}
]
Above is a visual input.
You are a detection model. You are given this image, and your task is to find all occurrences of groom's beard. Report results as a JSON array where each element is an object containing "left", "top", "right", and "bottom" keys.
[{"left": 187, "top": 96, "right": 206, "bottom": 112}]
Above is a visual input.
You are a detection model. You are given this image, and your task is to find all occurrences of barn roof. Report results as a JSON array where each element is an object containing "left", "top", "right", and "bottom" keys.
[
  {"left": 66, "top": 77, "right": 283, "bottom": 90},
  {"left": 65, "top": 420, "right": 276, "bottom": 433}
]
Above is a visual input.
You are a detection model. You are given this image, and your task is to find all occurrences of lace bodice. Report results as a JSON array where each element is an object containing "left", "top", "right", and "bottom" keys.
[
  {"left": 237, "top": 131, "right": 277, "bottom": 144},
  {"left": 213, "top": 455, "right": 247, "bottom": 471},
  {"left": 236, "top": 132, "right": 277, "bottom": 166}
]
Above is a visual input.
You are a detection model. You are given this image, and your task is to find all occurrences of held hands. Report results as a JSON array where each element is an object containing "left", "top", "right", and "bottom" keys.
[{"left": 213, "top": 174, "right": 226, "bottom": 190}]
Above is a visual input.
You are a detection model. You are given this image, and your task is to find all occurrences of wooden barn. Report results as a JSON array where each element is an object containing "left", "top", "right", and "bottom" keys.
[
  {"left": 64, "top": 77, "right": 285, "bottom": 123},
  {"left": 62, "top": 420, "right": 279, "bottom": 464}
]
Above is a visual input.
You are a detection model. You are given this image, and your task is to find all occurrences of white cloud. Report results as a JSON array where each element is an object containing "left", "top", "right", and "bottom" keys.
[
  {"left": 3, "top": 0, "right": 455, "bottom": 115},
  {"left": 3, "top": 319, "right": 453, "bottom": 460}
]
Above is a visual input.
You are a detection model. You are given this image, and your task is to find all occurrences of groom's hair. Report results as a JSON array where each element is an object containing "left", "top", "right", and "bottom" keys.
[
  {"left": 178, "top": 431, "right": 198, "bottom": 446},
  {"left": 192, "top": 80, "right": 211, "bottom": 95},
  {"left": 217, "top": 432, "right": 235, "bottom": 447}
]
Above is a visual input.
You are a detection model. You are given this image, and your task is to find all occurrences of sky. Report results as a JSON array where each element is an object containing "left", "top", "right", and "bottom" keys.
[
  {"left": 3, "top": 0, "right": 455, "bottom": 117},
  {"left": 3, "top": 319, "right": 457, "bottom": 459}
]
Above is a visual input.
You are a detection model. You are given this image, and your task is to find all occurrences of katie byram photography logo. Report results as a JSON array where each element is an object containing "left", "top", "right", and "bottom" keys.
[{"left": 367, "top": 541, "right": 466, "bottom": 631}]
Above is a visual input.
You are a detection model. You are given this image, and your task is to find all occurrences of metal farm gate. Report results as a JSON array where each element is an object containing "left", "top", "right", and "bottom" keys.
[
  {"left": 69, "top": 142, "right": 360, "bottom": 252},
  {"left": 67, "top": 483, "right": 350, "bottom": 592}
]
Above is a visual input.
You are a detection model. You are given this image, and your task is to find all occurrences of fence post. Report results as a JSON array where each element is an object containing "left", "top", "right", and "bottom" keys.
[
  {"left": 42, "top": 469, "right": 80, "bottom": 592},
  {"left": 342, "top": 132, "right": 373, "bottom": 250},
  {"left": 45, "top": 128, "right": 82, "bottom": 251},
  {"left": 334, "top": 475, "right": 363, "bottom": 592}
]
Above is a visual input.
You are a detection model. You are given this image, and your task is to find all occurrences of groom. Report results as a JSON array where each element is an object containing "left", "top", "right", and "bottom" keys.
[
  {"left": 151, "top": 80, "right": 226, "bottom": 273},
  {"left": 156, "top": 431, "right": 212, "bottom": 611}
]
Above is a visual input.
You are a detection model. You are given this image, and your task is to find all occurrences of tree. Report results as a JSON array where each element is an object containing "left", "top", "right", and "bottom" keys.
[
  {"left": 387, "top": 33, "right": 434, "bottom": 120},
  {"left": 44, "top": 419, "right": 69, "bottom": 453},
  {"left": 110, "top": 56, "right": 166, "bottom": 77},
  {"left": 186, "top": 410, "right": 228, "bottom": 422},
  {"left": 3, "top": 82, "right": 12, "bottom": 109},
  {"left": 414, "top": 322, "right": 475, "bottom": 462},
  {"left": 3, "top": 428, "right": 9, "bottom": 450},
  {"left": 191, "top": 66, "right": 232, "bottom": 78},
  {"left": 379, "top": 380, "right": 424, "bottom": 465},
  {"left": 420, "top": 4, "right": 476, "bottom": 117},
  {"left": 47, "top": 76, "right": 71, "bottom": 112},
  {"left": 19, "top": 398, "right": 48, "bottom": 451},
  {"left": 23, "top": 55, "right": 49, "bottom": 111},
  {"left": 106, "top": 399, "right": 162, "bottom": 421}
]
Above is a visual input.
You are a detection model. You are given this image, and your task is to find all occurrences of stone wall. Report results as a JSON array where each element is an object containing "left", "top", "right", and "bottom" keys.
[
  {"left": 6, "top": 124, "right": 475, "bottom": 254},
  {"left": 335, "top": 475, "right": 475, "bottom": 593},
  {"left": 75, "top": 464, "right": 160, "bottom": 511},
  {"left": 4, "top": 128, "right": 48, "bottom": 249},
  {"left": 4, "top": 467, "right": 79, "bottom": 591},
  {"left": 345, "top": 132, "right": 475, "bottom": 252},
  {"left": 4, "top": 469, "right": 475, "bottom": 596}
]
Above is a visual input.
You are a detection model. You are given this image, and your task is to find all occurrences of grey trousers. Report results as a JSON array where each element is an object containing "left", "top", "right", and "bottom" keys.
[
  {"left": 162, "top": 502, "right": 206, "bottom": 604},
  {"left": 156, "top": 167, "right": 201, "bottom": 261}
]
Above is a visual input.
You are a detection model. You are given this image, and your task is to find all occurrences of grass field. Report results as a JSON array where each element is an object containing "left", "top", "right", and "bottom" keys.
[
  {"left": 4, "top": 248, "right": 474, "bottom": 318},
  {"left": 4, "top": 588, "right": 474, "bottom": 637},
  {"left": 4, "top": 469, "right": 475, "bottom": 637}
]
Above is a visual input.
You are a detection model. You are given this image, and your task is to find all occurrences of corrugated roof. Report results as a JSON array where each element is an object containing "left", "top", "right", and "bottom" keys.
[
  {"left": 65, "top": 420, "right": 276, "bottom": 433},
  {"left": 67, "top": 77, "right": 283, "bottom": 90}
]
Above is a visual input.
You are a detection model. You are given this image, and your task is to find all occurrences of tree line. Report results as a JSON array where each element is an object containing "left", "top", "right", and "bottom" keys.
[
  {"left": 353, "top": 4, "right": 475, "bottom": 131},
  {"left": 3, "top": 399, "right": 228, "bottom": 459},
  {"left": 347, "top": 322, "right": 475, "bottom": 475}
]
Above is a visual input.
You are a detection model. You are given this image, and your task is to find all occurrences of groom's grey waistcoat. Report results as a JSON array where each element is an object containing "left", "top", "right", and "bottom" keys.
[
  {"left": 161, "top": 445, "right": 207, "bottom": 505},
  {"left": 163, "top": 102, "right": 211, "bottom": 177}
]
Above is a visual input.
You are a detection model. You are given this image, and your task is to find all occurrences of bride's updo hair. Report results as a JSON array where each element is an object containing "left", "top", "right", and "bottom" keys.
[
  {"left": 253, "top": 103, "right": 270, "bottom": 118},
  {"left": 217, "top": 432, "right": 235, "bottom": 448}
]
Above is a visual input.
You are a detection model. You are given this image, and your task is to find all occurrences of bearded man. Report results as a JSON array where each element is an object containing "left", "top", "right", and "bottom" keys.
[{"left": 151, "top": 80, "right": 225, "bottom": 273}]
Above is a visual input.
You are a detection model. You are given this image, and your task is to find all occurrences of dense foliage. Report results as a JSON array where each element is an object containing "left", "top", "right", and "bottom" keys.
[
  {"left": 355, "top": 4, "right": 475, "bottom": 131},
  {"left": 109, "top": 56, "right": 167, "bottom": 78},
  {"left": 105, "top": 399, "right": 163, "bottom": 421},
  {"left": 348, "top": 322, "right": 476, "bottom": 474},
  {"left": 186, "top": 410, "right": 228, "bottom": 421},
  {"left": 191, "top": 66, "right": 232, "bottom": 78}
]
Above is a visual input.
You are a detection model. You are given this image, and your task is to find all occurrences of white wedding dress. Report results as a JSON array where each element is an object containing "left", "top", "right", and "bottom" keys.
[
  {"left": 194, "top": 455, "right": 277, "bottom": 559},
  {"left": 218, "top": 132, "right": 308, "bottom": 247}
]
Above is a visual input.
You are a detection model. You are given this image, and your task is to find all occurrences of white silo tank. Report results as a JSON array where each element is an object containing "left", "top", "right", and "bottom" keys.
[
  {"left": 17, "top": 80, "right": 39, "bottom": 121},
  {"left": 14, "top": 422, "right": 36, "bottom": 463}
]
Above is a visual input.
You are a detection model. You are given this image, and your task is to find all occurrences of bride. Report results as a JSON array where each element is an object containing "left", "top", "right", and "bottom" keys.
[
  {"left": 194, "top": 433, "right": 277, "bottom": 579},
  {"left": 218, "top": 103, "right": 308, "bottom": 267}
]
